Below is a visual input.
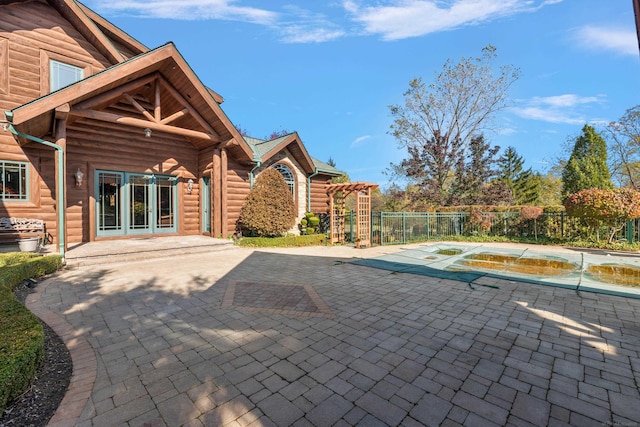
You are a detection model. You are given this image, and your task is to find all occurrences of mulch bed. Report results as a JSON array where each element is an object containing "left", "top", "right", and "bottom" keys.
[{"left": 0, "top": 281, "right": 73, "bottom": 427}]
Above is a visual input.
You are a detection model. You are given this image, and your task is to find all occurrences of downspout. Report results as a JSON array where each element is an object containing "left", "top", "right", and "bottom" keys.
[
  {"left": 5, "top": 111, "right": 65, "bottom": 260},
  {"left": 249, "top": 160, "right": 261, "bottom": 189},
  {"left": 307, "top": 168, "right": 319, "bottom": 213}
]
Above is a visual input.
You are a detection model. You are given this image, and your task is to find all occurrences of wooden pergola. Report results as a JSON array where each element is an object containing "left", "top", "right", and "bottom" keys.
[{"left": 327, "top": 182, "right": 378, "bottom": 248}]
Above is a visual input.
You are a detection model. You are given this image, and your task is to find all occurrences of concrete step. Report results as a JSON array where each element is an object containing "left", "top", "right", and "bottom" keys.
[{"left": 62, "top": 236, "right": 235, "bottom": 268}]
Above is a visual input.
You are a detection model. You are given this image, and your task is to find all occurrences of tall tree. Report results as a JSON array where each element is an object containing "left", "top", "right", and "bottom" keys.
[
  {"left": 451, "top": 135, "right": 502, "bottom": 205},
  {"left": 388, "top": 45, "right": 520, "bottom": 206},
  {"left": 533, "top": 172, "right": 562, "bottom": 206},
  {"left": 389, "top": 131, "right": 462, "bottom": 206},
  {"left": 562, "top": 125, "right": 613, "bottom": 198},
  {"left": 497, "top": 146, "right": 539, "bottom": 205},
  {"left": 605, "top": 105, "right": 640, "bottom": 188}
]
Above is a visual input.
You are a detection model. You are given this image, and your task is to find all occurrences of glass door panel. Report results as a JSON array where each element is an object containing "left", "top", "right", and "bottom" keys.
[
  {"left": 96, "top": 171, "right": 123, "bottom": 236},
  {"left": 201, "top": 176, "right": 210, "bottom": 233},
  {"left": 95, "top": 171, "right": 177, "bottom": 237},
  {"left": 129, "top": 174, "right": 152, "bottom": 232},
  {"left": 156, "top": 176, "right": 175, "bottom": 231}
]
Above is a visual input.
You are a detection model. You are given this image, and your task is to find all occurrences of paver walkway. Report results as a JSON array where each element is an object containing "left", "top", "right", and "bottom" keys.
[{"left": 28, "top": 244, "right": 640, "bottom": 426}]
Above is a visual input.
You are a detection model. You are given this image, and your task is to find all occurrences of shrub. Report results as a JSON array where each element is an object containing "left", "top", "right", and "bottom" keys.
[
  {"left": 565, "top": 188, "right": 640, "bottom": 243},
  {"left": 237, "top": 234, "right": 325, "bottom": 247},
  {"left": 0, "top": 253, "right": 63, "bottom": 414},
  {"left": 300, "top": 212, "right": 320, "bottom": 235},
  {"left": 240, "top": 169, "right": 296, "bottom": 237}
]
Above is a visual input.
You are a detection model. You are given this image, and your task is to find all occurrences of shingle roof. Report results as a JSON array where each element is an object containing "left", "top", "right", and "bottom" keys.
[{"left": 243, "top": 134, "right": 343, "bottom": 176}]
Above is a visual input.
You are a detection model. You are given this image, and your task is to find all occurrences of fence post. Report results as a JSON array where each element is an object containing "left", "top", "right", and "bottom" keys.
[
  {"left": 561, "top": 212, "right": 565, "bottom": 238},
  {"left": 381, "top": 211, "right": 385, "bottom": 245},
  {"left": 627, "top": 220, "right": 634, "bottom": 244},
  {"left": 504, "top": 212, "right": 508, "bottom": 237},
  {"left": 427, "top": 212, "right": 430, "bottom": 240},
  {"left": 402, "top": 211, "right": 406, "bottom": 243}
]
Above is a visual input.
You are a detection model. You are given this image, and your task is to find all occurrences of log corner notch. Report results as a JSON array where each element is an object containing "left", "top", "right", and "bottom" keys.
[{"left": 327, "top": 182, "right": 378, "bottom": 248}]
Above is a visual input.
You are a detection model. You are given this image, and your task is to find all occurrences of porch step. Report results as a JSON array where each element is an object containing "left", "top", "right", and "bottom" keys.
[{"left": 62, "top": 236, "right": 234, "bottom": 268}]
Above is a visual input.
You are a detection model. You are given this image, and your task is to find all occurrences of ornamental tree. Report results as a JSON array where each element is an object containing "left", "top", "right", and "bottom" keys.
[
  {"left": 520, "top": 206, "right": 544, "bottom": 240},
  {"left": 564, "top": 188, "right": 640, "bottom": 243},
  {"left": 240, "top": 168, "right": 296, "bottom": 237}
]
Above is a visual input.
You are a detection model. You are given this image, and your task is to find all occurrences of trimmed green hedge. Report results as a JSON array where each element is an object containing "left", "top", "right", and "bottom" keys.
[
  {"left": 236, "top": 234, "right": 326, "bottom": 248},
  {"left": 0, "top": 253, "right": 63, "bottom": 415}
]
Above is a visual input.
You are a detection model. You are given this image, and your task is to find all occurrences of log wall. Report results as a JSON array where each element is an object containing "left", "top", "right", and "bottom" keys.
[
  {"left": 65, "top": 120, "right": 199, "bottom": 243},
  {"left": 310, "top": 175, "right": 332, "bottom": 214},
  {"left": 0, "top": 0, "right": 111, "bottom": 112}
]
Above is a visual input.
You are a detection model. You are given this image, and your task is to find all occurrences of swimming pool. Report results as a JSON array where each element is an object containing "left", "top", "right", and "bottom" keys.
[{"left": 352, "top": 243, "right": 640, "bottom": 299}]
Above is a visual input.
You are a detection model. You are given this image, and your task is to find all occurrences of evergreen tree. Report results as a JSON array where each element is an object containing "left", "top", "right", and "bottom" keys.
[
  {"left": 497, "top": 146, "right": 539, "bottom": 204},
  {"left": 450, "top": 135, "right": 502, "bottom": 205},
  {"left": 240, "top": 169, "right": 295, "bottom": 236},
  {"left": 562, "top": 125, "right": 612, "bottom": 198},
  {"left": 533, "top": 172, "right": 562, "bottom": 206}
]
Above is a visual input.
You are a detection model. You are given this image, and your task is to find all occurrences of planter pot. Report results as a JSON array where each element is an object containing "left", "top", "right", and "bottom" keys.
[{"left": 18, "top": 237, "right": 40, "bottom": 252}]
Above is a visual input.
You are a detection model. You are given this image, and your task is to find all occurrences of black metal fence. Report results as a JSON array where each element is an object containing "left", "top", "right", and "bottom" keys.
[{"left": 337, "top": 211, "right": 640, "bottom": 246}]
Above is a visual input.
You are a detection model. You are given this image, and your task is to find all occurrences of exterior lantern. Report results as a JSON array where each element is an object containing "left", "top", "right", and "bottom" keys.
[{"left": 74, "top": 168, "right": 84, "bottom": 187}]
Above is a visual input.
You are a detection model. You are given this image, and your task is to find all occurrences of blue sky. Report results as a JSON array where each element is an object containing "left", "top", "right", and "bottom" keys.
[{"left": 85, "top": 0, "right": 639, "bottom": 188}]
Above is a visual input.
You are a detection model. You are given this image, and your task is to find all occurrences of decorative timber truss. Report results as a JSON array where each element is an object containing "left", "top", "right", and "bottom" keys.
[
  {"left": 327, "top": 182, "right": 379, "bottom": 248},
  {"left": 67, "top": 72, "right": 236, "bottom": 148}
]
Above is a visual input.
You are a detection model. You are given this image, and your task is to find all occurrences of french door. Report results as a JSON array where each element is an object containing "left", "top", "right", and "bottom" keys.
[{"left": 96, "top": 170, "right": 177, "bottom": 237}]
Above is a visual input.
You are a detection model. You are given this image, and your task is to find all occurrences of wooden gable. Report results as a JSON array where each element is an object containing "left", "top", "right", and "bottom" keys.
[
  {"left": 8, "top": 43, "right": 254, "bottom": 162},
  {"left": 259, "top": 133, "right": 317, "bottom": 175}
]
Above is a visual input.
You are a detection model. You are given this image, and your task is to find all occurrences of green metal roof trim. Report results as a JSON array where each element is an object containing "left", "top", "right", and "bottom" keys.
[
  {"left": 243, "top": 134, "right": 292, "bottom": 159},
  {"left": 243, "top": 135, "right": 343, "bottom": 176},
  {"left": 311, "top": 157, "right": 343, "bottom": 176}
]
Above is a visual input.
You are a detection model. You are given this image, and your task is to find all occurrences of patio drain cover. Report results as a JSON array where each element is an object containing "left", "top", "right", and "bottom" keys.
[{"left": 222, "top": 281, "right": 334, "bottom": 318}]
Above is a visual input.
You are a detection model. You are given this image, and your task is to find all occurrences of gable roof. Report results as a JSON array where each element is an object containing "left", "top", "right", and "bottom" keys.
[
  {"left": 244, "top": 133, "right": 342, "bottom": 176},
  {"left": 311, "top": 157, "right": 342, "bottom": 175},
  {"left": 75, "top": 1, "right": 149, "bottom": 58},
  {"left": 8, "top": 42, "right": 253, "bottom": 160},
  {"left": 47, "top": 0, "right": 127, "bottom": 64}
]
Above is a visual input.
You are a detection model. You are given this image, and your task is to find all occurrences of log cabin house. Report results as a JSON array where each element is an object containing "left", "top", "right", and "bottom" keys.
[{"left": 0, "top": 0, "right": 342, "bottom": 257}]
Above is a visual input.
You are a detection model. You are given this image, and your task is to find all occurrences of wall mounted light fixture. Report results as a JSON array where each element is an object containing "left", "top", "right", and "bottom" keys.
[
  {"left": 74, "top": 168, "right": 84, "bottom": 187},
  {"left": 144, "top": 128, "right": 152, "bottom": 138},
  {"left": 187, "top": 178, "right": 194, "bottom": 194},
  {"left": 0, "top": 121, "right": 9, "bottom": 131}
]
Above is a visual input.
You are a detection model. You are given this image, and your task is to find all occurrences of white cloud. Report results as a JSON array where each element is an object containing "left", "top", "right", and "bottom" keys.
[
  {"left": 343, "top": 0, "right": 563, "bottom": 40},
  {"left": 351, "top": 135, "right": 371, "bottom": 148},
  {"left": 278, "top": 26, "right": 345, "bottom": 43},
  {"left": 93, "top": 0, "right": 278, "bottom": 24},
  {"left": 91, "top": 0, "right": 345, "bottom": 43},
  {"left": 511, "top": 94, "right": 605, "bottom": 125},
  {"left": 573, "top": 26, "right": 638, "bottom": 57}
]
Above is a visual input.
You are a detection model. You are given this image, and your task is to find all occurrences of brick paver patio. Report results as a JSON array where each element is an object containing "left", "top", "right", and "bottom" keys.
[{"left": 27, "top": 243, "right": 640, "bottom": 426}]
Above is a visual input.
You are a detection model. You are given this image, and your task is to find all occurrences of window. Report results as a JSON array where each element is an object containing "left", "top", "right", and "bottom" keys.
[
  {"left": 50, "top": 60, "right": 83, "bottom": 92},
  {"left": 273, "top": 163, "right": 295, "bottom": 197},
  {"left": 1, "top": 161, "right": 28, "bottom": 201}
]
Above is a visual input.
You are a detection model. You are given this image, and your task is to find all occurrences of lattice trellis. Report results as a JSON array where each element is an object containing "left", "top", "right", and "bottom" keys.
[{"left": 327, "top": 182, "right": 378, "bottom": 248}]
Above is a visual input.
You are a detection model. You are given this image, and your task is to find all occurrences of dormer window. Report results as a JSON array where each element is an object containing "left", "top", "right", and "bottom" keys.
[{"left": 50, "top": 60, "right": 83, "bottom": 92}]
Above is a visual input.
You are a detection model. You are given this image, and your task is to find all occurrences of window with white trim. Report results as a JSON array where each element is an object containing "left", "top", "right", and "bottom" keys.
[
  {"left": 50, "top": 60, "right": 83, "bottom": 91},
  {"left": 273, "top": 163, "right": 295, "bottom": 197},
  {"left": 1, "top": 161, "right": 28, "bottom": 201}
]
